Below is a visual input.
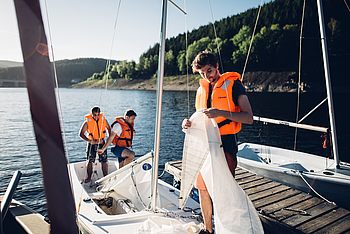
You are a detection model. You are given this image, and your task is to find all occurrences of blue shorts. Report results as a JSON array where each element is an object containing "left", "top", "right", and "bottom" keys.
[{"left": 111, "top": 146, "right": 127, "bottom": 163}]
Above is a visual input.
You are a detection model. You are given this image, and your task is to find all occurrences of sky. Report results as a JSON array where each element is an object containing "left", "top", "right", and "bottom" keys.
[{"left": 0, "top": 0, "right": 264, "bottom": 62}]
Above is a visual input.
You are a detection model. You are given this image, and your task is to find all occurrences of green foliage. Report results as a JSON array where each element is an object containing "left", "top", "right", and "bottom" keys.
[{"left": 3, "top": 0, "right": 349, "bottom": 88}]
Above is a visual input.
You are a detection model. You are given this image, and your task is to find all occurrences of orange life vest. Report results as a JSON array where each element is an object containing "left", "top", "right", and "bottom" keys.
[
  {"left": 111, "top": 117, "right": 135, "bottom": 147},
  {"left": 195, "top": 72, "right": 242, "bottom": 135},
  {"left": 84, "top": 112, "right": 108, "bottom": 140}
]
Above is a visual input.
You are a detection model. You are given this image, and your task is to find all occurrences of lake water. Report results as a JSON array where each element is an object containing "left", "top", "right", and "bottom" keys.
[{"left": 0, "top": 88, "right": 349, "bottom": 215}]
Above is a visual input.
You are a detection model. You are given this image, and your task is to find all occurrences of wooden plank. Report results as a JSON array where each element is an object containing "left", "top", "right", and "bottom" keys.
[
  {"left": 249, "top": 184, "right": 291, "bottom": 202},
  {"left": 253, "top": 189, "right": 301, "bottom": 209},
  {"left": 239, "top": 178, "right": 272, "bottom": 190},
  {"left": 313, "top": 214, "right": 350, "bottom": 234},
  {"left": 235, "top": 172, "right": 256, "bottom": 180},
  {"left": 237, "top": 175, "right": 264, "bottom": 185},
  {"left": 259, "top": 214, "right": 302, "bottom": 234},
  {"left": 244, "top": 181, "right": 281, "bottom": 196},
  {"left": 260, "top": 192, "right": 313, "bottom": 215},
  {"left": 235, "top": 168, "right": 248, "bottom": 176},
  {"left": 272, "top": 197, "right": 324, "bottom": 221},
  {"left": 283, "top": 201, "right": 337, "bottom": 227},
  {"left": 164, "top": 160, "right": 350, "bottom": 233},
  {"left": 297, "top": 207, "right": 350, "bottom": 233}
]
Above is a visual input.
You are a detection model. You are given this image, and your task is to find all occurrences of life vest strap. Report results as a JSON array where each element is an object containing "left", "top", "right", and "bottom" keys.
[
  {"left": 217, "top": 119, "right": 233, "bottom": 128},
  {"left": 118, "top": 137, "right": 132, "bottom": 141},
  {"left": 117, "top": 138, "right": 132, "bottom": 147}
]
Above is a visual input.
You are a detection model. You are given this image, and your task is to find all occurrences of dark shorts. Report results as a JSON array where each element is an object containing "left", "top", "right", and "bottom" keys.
[
  {"left": 86, "top": 143, "right": 107, "bottom": 163},
  {"left": 111, "top": 146, "right": 127, "bottom": 163},
  {"left": 221, "top": 134, "right": 238, "bottom": 156}
]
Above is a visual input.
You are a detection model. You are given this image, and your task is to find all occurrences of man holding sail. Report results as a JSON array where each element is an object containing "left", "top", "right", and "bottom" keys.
[{"left": 182, "top": 50, "right": 253, "bottom": 233}]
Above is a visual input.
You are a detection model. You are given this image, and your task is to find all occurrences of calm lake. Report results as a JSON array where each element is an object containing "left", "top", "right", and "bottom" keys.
[{"left": 0, "top": 88, "right": 349, "bottom": 215}]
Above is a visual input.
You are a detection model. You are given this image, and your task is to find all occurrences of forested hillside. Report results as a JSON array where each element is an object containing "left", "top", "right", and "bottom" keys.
[
  {"left": 1, "top": 0, "right": 348, "bottom": 90},
  {"left": 0, "top": 58, "right": 113, "bottom": 87},
  {"left": 87, "top": 0, "right": 349, "bottom": 91}
]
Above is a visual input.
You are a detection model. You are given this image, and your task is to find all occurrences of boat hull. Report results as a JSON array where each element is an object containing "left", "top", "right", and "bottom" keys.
[
  {"left": 68, "top": 153, "right": 201, "bottom": 233},
  {"left": 237, "top": 143, "right": 350, "bottom": 210}
]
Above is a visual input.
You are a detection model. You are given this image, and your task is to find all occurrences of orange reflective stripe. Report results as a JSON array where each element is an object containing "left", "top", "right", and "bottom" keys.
[{"left": 195, "top": 72, "right": 242, "bottom": 135}]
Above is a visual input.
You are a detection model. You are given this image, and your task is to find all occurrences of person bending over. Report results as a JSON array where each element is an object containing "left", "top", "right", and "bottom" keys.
[{"left": 99, "top": 109, "right": 137, "bottom": 168}]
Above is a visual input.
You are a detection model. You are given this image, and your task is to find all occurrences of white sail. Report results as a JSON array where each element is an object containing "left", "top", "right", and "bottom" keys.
[
  {"left": 181, "top": 112, "right": 264, "bottom": 233},
  {"left": 179, "top": 111, "right": 210, "bottom": 208}
]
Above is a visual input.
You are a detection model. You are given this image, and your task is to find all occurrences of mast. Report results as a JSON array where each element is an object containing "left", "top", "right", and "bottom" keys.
[
  {"left": 13, "top": 0, "right": 78, "bottom": 232},
  {"left": 151, "top": 0, "right": 168, "bottom": 211},
  {"left": 316, "top": 0, "right": 340, "bottom": 168}
]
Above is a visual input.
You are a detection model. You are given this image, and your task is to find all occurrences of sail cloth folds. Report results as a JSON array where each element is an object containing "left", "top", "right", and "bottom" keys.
[
  {"left": 179, "top": 111, "right": 210, "bottom": 208},
  {"left": 180, "top": 112, "right": 264, "bottom": 233}
]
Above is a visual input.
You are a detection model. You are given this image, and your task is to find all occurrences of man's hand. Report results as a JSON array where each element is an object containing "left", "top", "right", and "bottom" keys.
[
  {"left": 182, "top": 118, "right": 192, "bottom": 129},
  {"left": 203, "top": 108, "right": 221, "bottom": 118},
  {"left": 97, "top": 149, "right": 105, "bottom": 154}
]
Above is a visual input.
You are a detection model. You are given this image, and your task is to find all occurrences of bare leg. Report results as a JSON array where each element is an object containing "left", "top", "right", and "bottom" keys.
[
  {"left": 119, "top": 149, "right": 135, "bottom": 168},
  {"left": 102, "top": 162, "right": 108, "bottom": 176},
  {"left": 199, "top": 189, "right": 213, "bottom": 233},
  {"left": 85, "top": 162, "right": 93, "bottom": 182}
]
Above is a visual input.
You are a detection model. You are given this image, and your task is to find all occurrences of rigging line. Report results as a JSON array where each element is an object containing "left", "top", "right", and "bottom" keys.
[
  {"left": 169, "top": 0, "right": 187, "bottom": 15},
  {"left": 208, "top": 0, "right": 234, "bottom": 133},
  {"left": 81, "top": 0, "right": 122, "bottom": 209},
  {"left": 344, "top": 0, "right": 350, "bottom": 13},
  {"left": 131, "top": 166, "right": 148, "bottom": 208},
  {"left": 297, "top": 171, "right": 336, "bottom": 205},
  {"left": 184, "top": 0, "right": 191, "bottom": 119},
  {"left": 294, "top": 0, "right": 307, "bottom": 151},
  {"left": 207, "top": 0, "right": 223, "bottom": 73},
  {"left": 298, "top": 97, "right": 327, "bottom": 123},
  {"left": 241, "top": 0, "right": 263, "bottom": 83},
  {"left": 98, "top": 0, "right": 122, "bottom": 107},
  {"left": 42, "top": 0, "right": 70, "bottom": 162},
  {"left": 95, "top": 0, "right": 122, "bottom": 155}
]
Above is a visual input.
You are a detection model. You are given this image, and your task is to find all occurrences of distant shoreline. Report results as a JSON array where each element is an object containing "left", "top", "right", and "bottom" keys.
[
  {"left": 71, "top": 71, "right": 301, "bottom": 92},
  {"left": 4, "top": 71, "right": 348, "bottom": 92}
]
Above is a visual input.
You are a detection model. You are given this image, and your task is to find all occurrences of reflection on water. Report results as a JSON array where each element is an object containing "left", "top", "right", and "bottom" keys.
[{"left": 0, "top": 88, "right": 349, "bottom": 215}]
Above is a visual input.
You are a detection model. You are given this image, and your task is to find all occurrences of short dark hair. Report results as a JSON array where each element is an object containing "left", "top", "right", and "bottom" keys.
[
  {"left": 125, "top": 109, "right": 137, "bottom": 117},
  {"left": 192, "top": 50, "right": 218, "bottom": 73},
  {"left": 91, "top": 106, "right": 101, "bottom": 113}
]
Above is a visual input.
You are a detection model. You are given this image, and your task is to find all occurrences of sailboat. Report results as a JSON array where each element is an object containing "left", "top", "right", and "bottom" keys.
[
  {"left": 11, "top": 0, "right": 263, "bottom": 231},
  {"left": 67, "top": 1, "right": 204, "bottom": 233},
  {"left": 67, "top": 0, "right": 265, "bottom": 233},
  {"left": 12, "top": 0, "right": 203, "bottom": 232},
  {"left": 236, "top": 0, "right": 350, "bottom": 210}
]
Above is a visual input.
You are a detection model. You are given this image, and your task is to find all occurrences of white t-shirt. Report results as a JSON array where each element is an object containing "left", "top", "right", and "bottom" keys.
[{"left": 111, "top": 123, "right": 122, "bottom": 136}]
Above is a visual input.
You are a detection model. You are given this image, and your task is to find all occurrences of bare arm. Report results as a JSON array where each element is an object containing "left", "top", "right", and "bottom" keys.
[
  {"left": 203, "top": 95, "right": 253, "bottom": 125},
  {"left": 98, "top": 131, "right": 117, "bottom": 154},
  {"left": 79, "top": 122, "right": 90, "bottom": 142},
  {"left": 106, "top": 120, "right": 111, "bottom": 136}
]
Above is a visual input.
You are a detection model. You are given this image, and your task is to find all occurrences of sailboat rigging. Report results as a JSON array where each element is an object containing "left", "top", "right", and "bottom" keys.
[{"left": 67, "top": 0, "right": 204, "bottom": 232}]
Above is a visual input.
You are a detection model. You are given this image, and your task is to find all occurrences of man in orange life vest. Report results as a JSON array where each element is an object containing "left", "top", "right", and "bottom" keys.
[
  {"left": 182, "top": 51, "right": 253, "bottom": 234},
  {"left": 79, "top": 106, "right": 111, "bottom": 183},
  {"left": 98, "top": 109, "right": 136, "bottom": 169}
]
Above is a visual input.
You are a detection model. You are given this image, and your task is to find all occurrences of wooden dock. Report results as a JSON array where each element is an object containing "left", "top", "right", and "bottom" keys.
[{"left": 164, "top": 160, "right": 350, "bottom": 234}]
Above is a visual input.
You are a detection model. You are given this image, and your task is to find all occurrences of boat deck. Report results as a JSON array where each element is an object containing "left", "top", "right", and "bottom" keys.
[
  {"left": 0, "top": 197, "right": 50, "bottom": 234},
  {"left": 165, "top": 160, "right": 350, "bottom": 234}
]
